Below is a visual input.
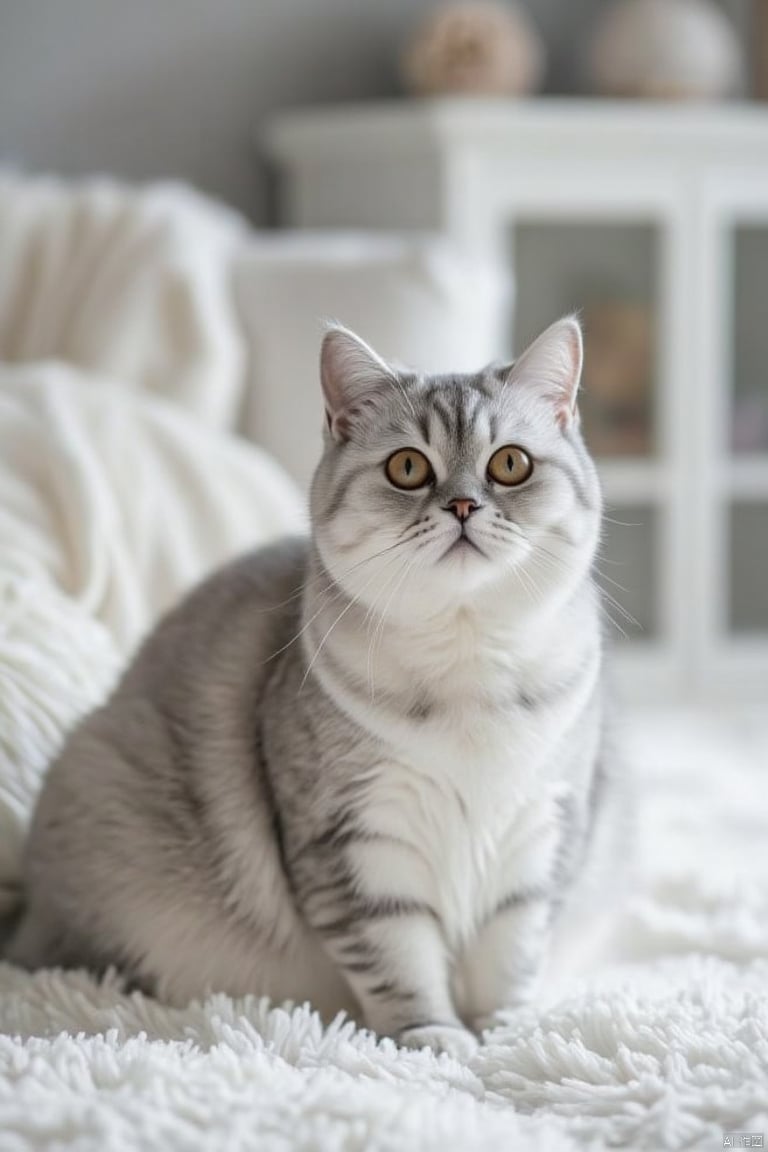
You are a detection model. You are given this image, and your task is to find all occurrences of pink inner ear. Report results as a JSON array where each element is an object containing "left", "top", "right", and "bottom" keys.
[
  {"left": 555, "top": 388, "right": 580, "bottom": 430},
  {"left": 320, "top": 326, "right": 394, "bottom": 442},
  {"left": 327, "top": 388, "right": 385, "bottom": 443},
  {"left": 510, "top": 316, "right": 583, "bottom": 428},
  {"left": 325, "top": 405, "right": 351, "bottom": 442}
]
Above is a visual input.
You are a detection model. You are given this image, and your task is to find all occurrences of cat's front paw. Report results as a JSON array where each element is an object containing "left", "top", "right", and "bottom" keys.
[
  {"left": 398, "top": 1023, "right": 479, "bottom": 1061},
  {"left": 472, "top": 1004, "right": 532, "bottom": 1037},
  {"left": 472, "top": 1013, "right": 503, "bottom": 1036}
]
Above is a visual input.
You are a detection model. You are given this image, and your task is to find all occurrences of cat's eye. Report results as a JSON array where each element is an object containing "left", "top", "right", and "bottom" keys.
[
  {"left": 385, "top": 448, "right": 433, "bottom": 490},
  {"left": 487, "top": 445, "right": 533, "bottom": 487}
]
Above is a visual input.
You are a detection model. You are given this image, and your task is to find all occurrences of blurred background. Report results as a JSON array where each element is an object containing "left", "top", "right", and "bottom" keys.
[
  {"left": 0, "top": 0, "right": 755, "bottom": 220},
  {"left": 0, "top": 0, "right": 766, "bottom": 705}
]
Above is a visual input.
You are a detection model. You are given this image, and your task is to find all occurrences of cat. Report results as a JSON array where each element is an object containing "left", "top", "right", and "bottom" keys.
[{"left": 8, "top": 315, "right": 627, "bottom": 1060}]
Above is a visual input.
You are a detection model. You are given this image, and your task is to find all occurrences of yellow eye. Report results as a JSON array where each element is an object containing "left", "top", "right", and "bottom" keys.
[
  {"left": 385, "top": 448, "right": 433, "bottom": 490},
  {"left": 487, "top": 445, "right": 533, "bottom": 487}
]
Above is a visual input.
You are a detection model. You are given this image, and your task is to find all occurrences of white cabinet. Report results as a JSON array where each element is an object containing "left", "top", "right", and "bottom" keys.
[
  {"left": 697, "top": 179, "right": 768, "bottom": 699},
  {"left": 265, "top": 99, "right": 768, "bottom": 702}
]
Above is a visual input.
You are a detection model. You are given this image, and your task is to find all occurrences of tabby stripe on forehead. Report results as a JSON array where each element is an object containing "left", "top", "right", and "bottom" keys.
[
  {"left": 430, "top": 397, "right": 454, "bottom": 437},
  {"left": 423, "top": 382, "right": 444, "bottom": 406},
  {"left": 469, "top": 371, "right": 495, "bottom": 398},
  {"left": 465, "top": 390, "right": 485, "bottom": 443},
  {"left": 454, "top": 389, "right": 467, "bottom": 447}
]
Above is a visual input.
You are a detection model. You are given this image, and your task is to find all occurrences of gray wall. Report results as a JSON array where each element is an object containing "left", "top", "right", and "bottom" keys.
[{"left": 0, "top": 0, "right": 752, "bottom": 223}]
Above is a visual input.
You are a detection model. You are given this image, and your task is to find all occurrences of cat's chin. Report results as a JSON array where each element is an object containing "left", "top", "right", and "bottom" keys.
[
  {"left": 441, "top": 536, "right": 487, "bottom": 561},
  {"left": 420, "top": 554, "right": 506, "bottom": 603}
]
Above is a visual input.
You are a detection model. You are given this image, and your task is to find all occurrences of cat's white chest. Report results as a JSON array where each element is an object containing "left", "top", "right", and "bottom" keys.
[
  {"left": 352, "top": 737, "right": 563, "bottom": 946},
  {"left": 330, "top": 602, "right": 583, "bottom": 943}
]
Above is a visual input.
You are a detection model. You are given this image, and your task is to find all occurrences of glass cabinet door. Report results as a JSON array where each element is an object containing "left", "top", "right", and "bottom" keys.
[
  {"left": 731, "top": 226, "right": 768, "bottom": 457},
  {"left": 728, "top": 502, "right": 768, "bottom": 636},
  {"left": 727, "top": 220, "right": 768, "bottom": 640},
  {"left": 514, "top": 221, "right": 658, "bottom": 462},
  {"left": 511, "top": 218, "right": 665, "bottom": 654}
]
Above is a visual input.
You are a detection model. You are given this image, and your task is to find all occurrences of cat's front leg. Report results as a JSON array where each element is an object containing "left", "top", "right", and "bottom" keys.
[
  {"left": 459, "top": 891, "right": 552, "bottom": 1033},
  {"left": 460, "top": 789, "right": 571, "bottom": 1031},
  {"left": 325, "top": 908, "right": 477, "bottom": 1059},
  {"left": 296, "top": 858, "right": 477, "bottom": 1059}
]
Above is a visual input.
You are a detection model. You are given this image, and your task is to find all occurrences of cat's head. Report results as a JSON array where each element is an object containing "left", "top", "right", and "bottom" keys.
[{"left": 310, "top": 316, "right": 601, "bottom": 619}]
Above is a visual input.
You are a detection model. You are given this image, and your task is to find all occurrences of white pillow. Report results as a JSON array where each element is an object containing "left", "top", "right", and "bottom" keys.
[{"left": 235, "top": 233, "right": 512, "bottom": 488}]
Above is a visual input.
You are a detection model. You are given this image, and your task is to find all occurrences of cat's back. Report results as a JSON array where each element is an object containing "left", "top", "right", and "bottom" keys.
[
  {"left": 42, "top": 532, "right": 312, "bottom": 810},
  {"left": 125, "top": 534, "right": 310, "bottom": 692}
]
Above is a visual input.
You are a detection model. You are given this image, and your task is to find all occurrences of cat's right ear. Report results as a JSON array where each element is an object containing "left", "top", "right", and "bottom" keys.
[
  {"left": 320, "top": 325, "right": 395, "bottom": 442},
  {"left": 503, "top": 315, "right": 584, "bottom": 429}
]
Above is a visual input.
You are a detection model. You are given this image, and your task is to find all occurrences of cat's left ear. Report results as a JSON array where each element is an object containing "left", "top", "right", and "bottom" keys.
[
  {"left": 320, "top": 324, "right": 396, "bottom": 442},
  {"left": 504, "top": 315, "right": 583, "bottom": 429}
]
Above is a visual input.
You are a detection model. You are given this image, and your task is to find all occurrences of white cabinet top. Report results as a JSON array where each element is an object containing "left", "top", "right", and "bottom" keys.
[{"left": 265, "top": 98, "right": 768, "bottom": 167}]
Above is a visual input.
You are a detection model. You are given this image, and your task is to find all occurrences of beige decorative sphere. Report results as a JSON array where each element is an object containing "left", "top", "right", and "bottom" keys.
[
  {"left": 590, "top": 0, "right": 744, "bottom": 100},
  {"left": 402, "top": 2, "right": 545, "bottom": 98}
]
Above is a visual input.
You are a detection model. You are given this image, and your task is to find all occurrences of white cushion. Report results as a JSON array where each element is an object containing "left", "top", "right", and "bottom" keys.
[{"left": 235, "top": 233, "right": 512, "bottom": 488}]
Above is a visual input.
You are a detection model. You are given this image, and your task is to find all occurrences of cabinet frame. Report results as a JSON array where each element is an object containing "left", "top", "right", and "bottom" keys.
[{"left": 697, "top": 176, "right": 768, "bottom": 696}]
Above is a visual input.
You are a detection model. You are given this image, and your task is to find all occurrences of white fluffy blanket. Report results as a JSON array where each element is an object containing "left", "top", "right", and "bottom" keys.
[
  {"left": 0, "top": 175, "right": 246, "bottom": 428},
  {"left": 1, "top": 709, "right": 766, "bottom": 1151},
  {"left": 0, "top": 365, "right": 304, "bottom": 910}
]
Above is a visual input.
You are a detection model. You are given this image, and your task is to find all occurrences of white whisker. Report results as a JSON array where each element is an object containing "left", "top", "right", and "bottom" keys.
[
  {"left": 367, "top": 552, "right": 421, "bottom": 701},
  {"left": 257, "top": 530, "right": 429, "bottom": 616},
  {"left": 298, "top": 556, "right": 402, "bottom": 694}
]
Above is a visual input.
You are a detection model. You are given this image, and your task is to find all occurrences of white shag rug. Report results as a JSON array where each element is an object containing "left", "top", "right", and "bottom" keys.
[{"left": 2, "top": 707, "right": 767, "bottom": 1151}]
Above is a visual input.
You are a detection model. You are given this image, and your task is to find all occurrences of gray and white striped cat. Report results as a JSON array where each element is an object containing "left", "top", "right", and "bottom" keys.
[{"left": 9, "top": 316, "right": 625, "bottom": 1059}]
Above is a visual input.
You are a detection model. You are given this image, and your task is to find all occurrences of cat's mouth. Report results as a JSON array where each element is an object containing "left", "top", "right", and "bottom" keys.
[{"left": 443, "top": 532, "right": 486, "bottom": 560}]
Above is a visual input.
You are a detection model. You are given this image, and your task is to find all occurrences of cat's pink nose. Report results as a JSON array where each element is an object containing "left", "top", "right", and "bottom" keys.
[{"left": 445, "top": 498, "right": 480, "bottom": 522}]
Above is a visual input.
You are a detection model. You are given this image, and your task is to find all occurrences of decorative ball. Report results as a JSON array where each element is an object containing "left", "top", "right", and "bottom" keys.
[
  {"left": 401, "top": 2, "right": 545, "bottom": 98},
  {"left": 590, "top": 0, "right": 744, "bottom": 100}
]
